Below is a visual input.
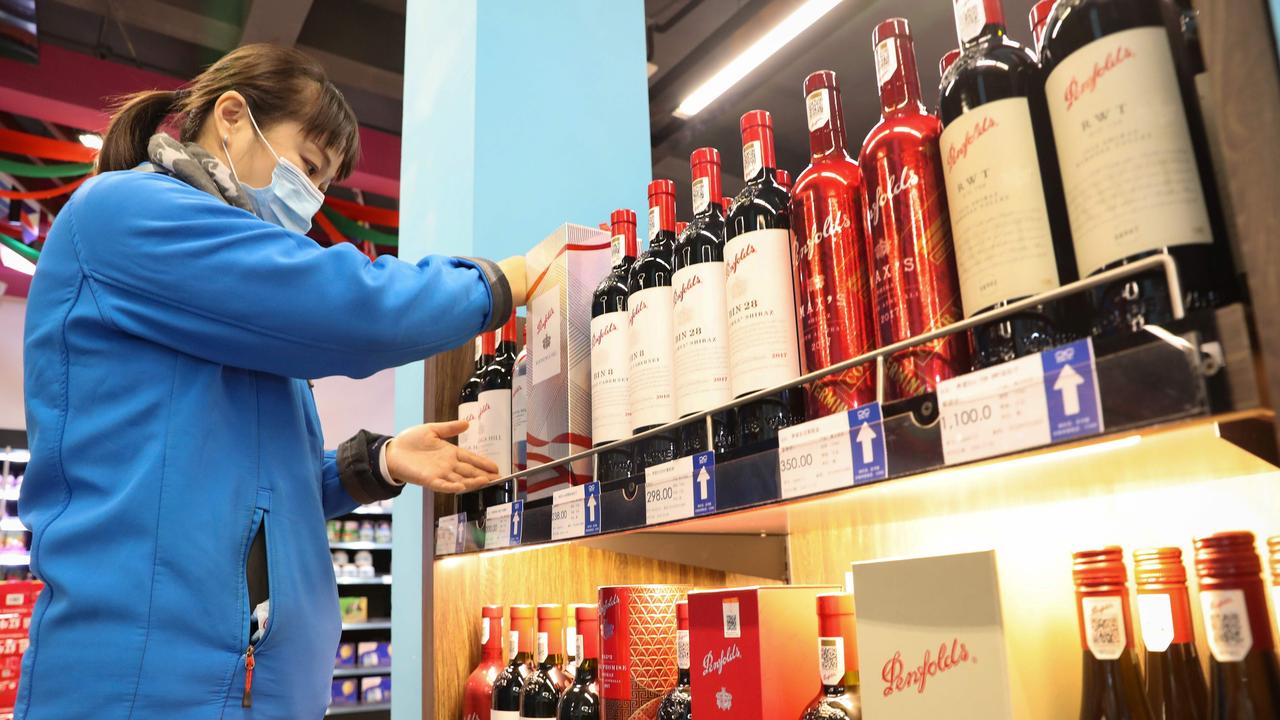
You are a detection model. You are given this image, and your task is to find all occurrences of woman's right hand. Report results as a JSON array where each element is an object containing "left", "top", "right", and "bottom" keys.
[{"left": 384, "top": 419, "right": 500, "bottom": 494}]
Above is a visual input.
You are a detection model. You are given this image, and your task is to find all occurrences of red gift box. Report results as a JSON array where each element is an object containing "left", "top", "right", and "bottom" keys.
[{"left": 599, "top": 584, "right": 690, "bottom": 720}]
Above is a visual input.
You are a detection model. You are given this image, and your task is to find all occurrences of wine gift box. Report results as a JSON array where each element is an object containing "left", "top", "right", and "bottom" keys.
[
  {"left": 851, "top": 550, "right": 1015, "bottom": 719},
  {"left": 525, "top": 223, "right": 612, "bottom": 499},
  {"left": 688, "top": 584, "right": 838, "bottom": 718},
  {"left": 599, "top": 584, "right": 690, "bottom": 720}
]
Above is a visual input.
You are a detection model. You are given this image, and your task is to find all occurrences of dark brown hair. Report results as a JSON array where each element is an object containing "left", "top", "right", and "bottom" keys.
[{"left": 97, "top": 43, "right": 361, "bottom": 180}]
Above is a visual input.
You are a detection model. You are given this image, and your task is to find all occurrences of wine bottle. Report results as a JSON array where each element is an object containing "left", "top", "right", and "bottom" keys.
[
  {"left": 479, "top": 313, "right": 518, "bottom": 476},
  {"left": 791, "top": 71, "right": 878, "bottom": 418},
  {"left": 673, "top": 148, "right": 736, "bottom": 456},
  {"left": 565, "top": 604, "right": 579, "bottom": 680},
  {"left": 459, "top": 334, "right": 492, "bottom": 454},
  {"left": 1039, "top": 0, "right": 1235, "bottom": 335},
  {"left": 676, "top": 221, "right": 688, "bottom": 235},
  {"left": 657, "top": 601, "right": 691, "bottom": 720},
  {"left": 801, "top": 592, "right": 862, "bottom": 719},
  {"left": 1030, "top": 0, "right": 1056, "bottom": 53},
  {"left": 777, "top": 169, "right": 793, "bottom": 192},
  {"left": 492, "top": 605, "right": 537, "bottom": 719},
  {"left": 628, "top": 180, "right": 679, "bottom": 471},
  {"left": 1132, "top": 547, "right": 1208, "bottom": 719},
  {"left": 1194, "top": 531, "right": 1280, "bottom": 718},
  {"left": 726, "top": 110, "right": 806, "bottom": 446},
  {"left": 1073, "top": 547, "right": 1154, "bottom": 719},
  {"left": 520, "top": 604, "right": 574, "bottom": 719},
  {"left": 558, "top": 605, "right": 600, "bottom": 720},
  {"left": 940, "top": 0, "right": 1081, "bottom": 369},
  {"left": 860, "top": 18, "right": 968, "bottom": 400},
  {"left": 465, "top": 605, "right": 508, "bottom": 720},
  {"left": 513, "top": 338, "right": 529, "bottom": 474},
  {"left": 592, "top": 210, "right": 639, "bottom": 483},
  {"left": 940, "top": 49, "right": 961, "bottom": 77}
]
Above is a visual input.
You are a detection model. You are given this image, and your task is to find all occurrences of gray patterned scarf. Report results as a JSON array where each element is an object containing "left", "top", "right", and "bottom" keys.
[{"left": 137, "top": 133, "right": 253, "bottom": 213}]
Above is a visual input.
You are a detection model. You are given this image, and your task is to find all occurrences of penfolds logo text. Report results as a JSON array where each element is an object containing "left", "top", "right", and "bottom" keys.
[
  {"left": 801, "top": 208, "right": 853, "bottom": 259},
  {"left": 701, "top": 644, "right": 743, "bottom": 676},
  {"left": 673, "top": 273, "right": 703, "bottom": 305},
  {"left": 628, "top": 299, "right": 648, "bottom": 326},
  {"left": 881, "top": 638, "right": 975, "bottom": 697},
  {"left": 536, "top": 306, "right": 556, "bottom": 334},
  {"left": 599, "top": 594, "right": 621, "bottom": 616},
  {"left": 869, "top": 165, "right": 920, "bottom": 227},
  {"left": 946, "top": 115, "right": 997, "bottom": 171},
  {"left": 726, "top": 242, "right": 758, "bottom": 277},
  {"left": 592, "top": 321, "right": 619, "bottom": 347},
  {"left": 476, "top": 401, "right": 491, "bottom": 421},
  {"left": 1063, "top": 45, "right": 1135, "bottom": 111}
]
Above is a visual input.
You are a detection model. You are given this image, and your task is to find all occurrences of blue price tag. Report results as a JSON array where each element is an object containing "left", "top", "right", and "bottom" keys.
[
  {"left": 508, "top": 500, "right": 524, "bottom": 545},
  {"left": 583, "top": 482, "right": 602, "bottom": 535},
  {"left": 1040, "top": 338, "right": 1103, "bottom": 442},
  {"left": 691, "top": 451, "right": 716, "bottom": 516},
  {"left": 849, "top": 403, "right": 889, "bottom": 484}
]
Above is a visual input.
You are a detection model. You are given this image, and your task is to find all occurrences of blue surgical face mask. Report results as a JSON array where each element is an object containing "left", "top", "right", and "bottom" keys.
[{"left": 222, "top": 105, "right": 325, "bottom": 234}]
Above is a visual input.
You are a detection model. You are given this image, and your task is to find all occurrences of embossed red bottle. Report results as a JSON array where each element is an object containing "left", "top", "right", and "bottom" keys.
[
  {"left": 791, "top": 70, "right": 877, "bottom": 418},
  {"left": 859, "top": 18, "right": 968, "bottom": 401},
  {"left": 1133, "top": 548, "right": 1207, "bottom": 719},
  {"left": 464, "top": 605, "right": 507, "bottom": 720},
  {"left": 1073, "top": 547, "right": 1154, "bottom": 719}
]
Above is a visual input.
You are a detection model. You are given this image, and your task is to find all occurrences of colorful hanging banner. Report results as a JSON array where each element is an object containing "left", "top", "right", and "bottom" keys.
[
  {"left": 313, "top": 209, "right": 348, "bottom": 246},
  {"left": 0, "top": 128, "right": 96, "bottom": 163},
  {"left": 0, "top": 235, "right": 38, "bottom": 263},
  {"left": 0, "top": 158, "right": 94, "bottom": 179},
  {"left": 324, "top": 196, "right": 398, "bottom": 228},
  {"left": 0, "top": 176, "right": 87, "bottom": 201},
  {"left": 319, "top": 206, "right": 398, "bottom": 246}
]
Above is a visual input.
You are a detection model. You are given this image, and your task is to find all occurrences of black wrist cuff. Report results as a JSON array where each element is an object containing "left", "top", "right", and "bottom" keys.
[{"left": 337, "top": 429, "right": 403, "bottom": 504}]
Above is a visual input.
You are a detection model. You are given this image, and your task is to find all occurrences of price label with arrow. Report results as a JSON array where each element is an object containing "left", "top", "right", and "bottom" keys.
[
  {"left": 778, "top": 403, "right": 888, "bottom": 499},
  {"left": 644, "top": 452, "right": 716, "bottom": 525},
  {"left": 551, "top": 483, "right": 603, "bottom": 540},
  {"left": 483, "top": 502, "right": 515, "bottom": 550},
  {"left": 1040, "top": 339, "right": 1103, "bottom": 442}
]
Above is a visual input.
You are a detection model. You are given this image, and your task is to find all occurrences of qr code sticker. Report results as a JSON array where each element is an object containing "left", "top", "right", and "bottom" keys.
[
  {"left": 818, "top": 637, "right": 844, "bottom": 685},
  {"left": 722, "top": 599, "right": 741, "bottom": 638},
  {"left": 1201, "top": 589, "right": 1253, "bottom": 662},
  {"left": 742, "top": 141, "right": 761, "bottom": 182}
]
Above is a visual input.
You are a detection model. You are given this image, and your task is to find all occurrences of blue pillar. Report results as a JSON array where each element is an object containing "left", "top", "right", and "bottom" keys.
[{"left": 394, "top": 2, "right": 651, "bottom": 717}]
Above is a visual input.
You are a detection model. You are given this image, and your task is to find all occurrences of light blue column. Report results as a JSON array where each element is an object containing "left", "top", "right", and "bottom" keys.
[{"left": 395, "top": 2, "right": 651, "bottom": 718}]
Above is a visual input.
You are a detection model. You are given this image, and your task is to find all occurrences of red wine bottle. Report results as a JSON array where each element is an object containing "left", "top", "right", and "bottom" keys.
[
  {"left": 940, "top": 0, "right": 1081, "bottom": 369},
  {"left": 1193, "top": 531, "right": 1280, "bottom": 718},
  {"left": 465, "top": 605, "right": 507, "bottom": 720},
  {"left": 860, "top": 18, "right": 968, "bottom": 400},
  {"left": 1030, "top": 1, "right": 1056, "bottom": 53},
  {"left": 592, "top": 210, "right": 639, "bottom": 483},
  {"left": 520, "top": 604, "right": 574, "bottom": 718},
  {"left": 513, "top": 338, "right": 529, "bottom": 474},
  {"left": 1074, "top": 547, "right": 1154, "bottom": 719},
  {"left": 558, "top": 605, "right": 600, "bottom": 720},
  {"left": 673, "top": 148, "right": 736, "bottom": 456},
  {"left": 459, "top": 334, "right": 492, "bottom": 454},
  {"left": 479, "top": 313, "right": 518, "bottom": 476},
  {"left": 1039, "top": 0, "right": 1235, "bottom": 335},
  {"left": 792, "top": 71, "right": 877, "bottom": 418},
  {"left": 628, "top": 181, "right": 679, "bottom": 471},
  {"left": 726, "top": 111, "right": 806, "bottom": 447},
  {"left": 776, "top": 169, "right": 792, "bottom": 192},
  {"left": 801, "top": 592, "right": 861, "bottom": 719},
  {"left": 1132, "top": 547, "right": 1208, "bottom": 719},
  {"left": 657, "top": 601, "right": 691, "bottom": 720},
  {"left": 940, "top": 49, "right": 961, "bottom": 77},
  {"left": 492, "top": 605, "right": 536, "bottom": 719}
]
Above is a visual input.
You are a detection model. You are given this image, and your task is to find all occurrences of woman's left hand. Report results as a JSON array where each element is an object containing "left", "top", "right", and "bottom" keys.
[{"left": 384, "top": 420, "right": 500, "bottom": 493}]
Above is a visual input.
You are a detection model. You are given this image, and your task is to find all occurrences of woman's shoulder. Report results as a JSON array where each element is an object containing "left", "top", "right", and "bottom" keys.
[
  {"left": 77, "top": 168, "right": 201, "bottom": 202},
  {"left": 69, "top": 169, "right": 228, "bottom": 228}
]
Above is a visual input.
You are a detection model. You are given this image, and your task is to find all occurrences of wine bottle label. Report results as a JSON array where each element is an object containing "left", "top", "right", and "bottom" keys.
[
  {"left": 509, "top": 630, "right": 519, "bottom": 661},
  {"left": 627, "top": 286, "right": 677, "bottom": 429},
  {"left": 874, "top": 37, "right": 898, "bottom": 88},
  {"left": 672, "top": 263, "right": 733, "bottom": 416},
  {"left": 577, "top": 633, "right": 585, "bottom": 662},
  {"left": 1045, "top": 26, "right": 1212, "bottom": 277},
  {"left": 491, "top": 712, "right": 519, "bottom": 720},
  {"left": 474, "top": 337, "right": 483, "bottom": 361},
  {"left": 1081, "top": 595, "right": 1127, "bottom": 660},
  {"left": 537, "top": 631, "right": 549, "bottom": 663},
  {"left": 565, "top": 627, "right": 576, "bottom": 659},
  {"left": 1136, "top": 592, "right": 1174, "bottom": 652},
  {"left": 940, "top": 97, "right": 1060, "bottom": 316},
  {"left": 482, "top": 617, "right": 491, "bottom": 645},
  {"left": 818, "top": 636, "right": 845, "bottom": 685},
  {"left": 742, "top": 140, "right": 762, "bottom": 182},
  {"left": 457, "top": 400, "right": 480, "bottom": 454},
  {"left": 591, "top": 311, "right": 632, "bottom": 443},
  {"left": 649, "top": 206, "right": 661, "bottom": 242},
  {"left": 1200, "top": 588, "right": 1254, "bottom": 663},
  {"left": 477, "top": 389, "right": 513, "bottom": 476},
  {"left": 677, "top": 629, "right": 691, "bottom": 670},
  {"left": 806, "top": 89, "right": 831, "bottom": 132},
  {"left": 692, "top": 177, "right": 711, "bottom": 215},
  {"left": 953, "top": 0, "right": 988, "bottom": 43},
  {"left": 721, "top": 598, "right": 741, "bottom": 638},
  {"left": 611, "top": 234, "right": 626, "bottom": 267},
  {"left": 725, "top": 229, "right": 802, "bottom": 396}
]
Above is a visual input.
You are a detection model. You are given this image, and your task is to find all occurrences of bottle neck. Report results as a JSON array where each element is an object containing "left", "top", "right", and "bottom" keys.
[
  {"left": 741, "top": 124, "right": 777, "bottom": 184},
  {"left": 539, "top": 652, "right": 565, "bottom": 671},
  {"left": 481, "top": 616, "right": 504, "bottom": 660},
  {"left": 807, "top": 86, "right": 850, "bottom": 160},
  {"left": 648, "top": 193, "right": 676, "bottom": 249},
  {"left": 955, "top": 0, "right": 1008, "bottom": 48},
  {"left": 823, "top": 670, "right": 859, "bottom": 694},
  {"left": 1075, "top": 589, "right": 1138, "bottom": 663},
  {"left": 876, "top": 33, "right": 925, "bottom": 117},
  {"left": 691, "top": 164, "right": 723, "bottom": 219},
  {"left": 575, "top": 658, "right": 598, "bottom": 681},
  {"left": 610, "top": 225, "right": 638, "bottom": 268},
  {"left": 677, "top": 668, "right": 691, "bottom": 686}
]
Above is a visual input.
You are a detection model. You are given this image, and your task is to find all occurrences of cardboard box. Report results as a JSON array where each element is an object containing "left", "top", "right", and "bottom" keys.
[
  {"left": 525, "top": 223, "right": 613, "bottom": 499},
  {"left": 331, "top": 678, "right": 358, "bottom": 706},
  {"left": 688, "top": 585, "right": 838, "bottom": 719},
  {"left": 360, "top": 676, "right": 391, "bottom": 704},
  {"left": 358, "top": 641, "right": 391, "bottom": 667},
  {"left": 599, "top": 584, "right": 690, "bottom": 720},
  {"left": 334, "top": 642, "right": 356, "bottom": 668},
  {"left": 339, "top": 596, "right": 368, "bottom": 624}
]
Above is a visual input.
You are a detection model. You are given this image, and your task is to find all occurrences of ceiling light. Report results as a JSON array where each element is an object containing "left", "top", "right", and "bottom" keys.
[
  {"left": 77, "top": 132, "right": 102, "bottom": 150},
  {"left": 673, "top": 0, "right": 843, "bottom": 119},
  {"left": 0, "top": 245, "right": 35, "bottom": 275}
]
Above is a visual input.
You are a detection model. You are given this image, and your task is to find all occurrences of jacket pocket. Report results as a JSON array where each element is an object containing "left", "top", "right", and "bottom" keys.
[{"left": 239, "top": 489, "right": 277, "bottom": 708}]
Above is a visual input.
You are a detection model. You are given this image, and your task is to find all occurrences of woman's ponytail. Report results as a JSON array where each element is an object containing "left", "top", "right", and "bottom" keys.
[{"left": 96, "top": 89, "right": 183, "bottom": 175}]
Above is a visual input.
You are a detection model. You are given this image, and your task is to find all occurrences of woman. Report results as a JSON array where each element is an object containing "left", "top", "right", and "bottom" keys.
[{"left": 18, "top": 44, "right": 523, "bottom": 718}]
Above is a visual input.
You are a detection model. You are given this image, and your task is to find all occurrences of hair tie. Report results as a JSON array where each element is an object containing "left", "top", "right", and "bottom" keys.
[{"left": 171, "top": 88, "right": 190, "bottom": 106}]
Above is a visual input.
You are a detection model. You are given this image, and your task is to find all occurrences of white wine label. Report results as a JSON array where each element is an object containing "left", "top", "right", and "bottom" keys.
[
  {"left": 1081, "top": 595, "right": 1127, "bottom": 660},
  {"left": 492, "top": 711, "right": 519, "bottom": 720},
  {"left": 610, "top": 234, "right": 626, "bottom": 266},
  {"left": 724, "top": 228, "right": 802, "bottom": 396},
  {"left": 677, "top": 629, "right": 691, "bottom": 670},
  {"left": 742, "top": 140, "right": 762, "bottom": 181},
  {"left": 457, "top": 400, "right": 480, "bottom": 454},
  {"left": 509, "top": 630, "right": 519, "bottom": 661},
  {"left": 482, "top": 617, "right": 491, "bottom": 645},
  {"left": 672, "top": 262, "right": 733, "bottom": 417},
  {"left": 692, "top": 176, "right": 711, "bottom": 215},
  {"left": 1136, "top": 593, "right": 1174, "bottom": 652},
  {"left": 590, "top": 311, "right": 631, "bottom": 444},
  {"left": 1200, "top": 588, "right": 1253, "bottom": 663},
  {"left": 722, "top": 598, "right": 741, "bottom": 638},
  {"left": 530, "top": 286, "right": 562, "bottom": 386},
  {"left": 875, "top": 37, "right": 898, "bottom": 88},
  {"left": 940, "top": 97, "right": 1060, "bottom": 317},
  {"left": 649, "top": 206, "right": 661, "bottom": 242},
  {"left": 1046, "top": 26, "right": 1212, "bottom": 277},
  {"left": 818, "top": 636, "right": 845, "bottom": 685},
  {"left": 627, "top": 286, "right": 677, "bottom": 429},
  {"left": 953, "top": 0, "right": 987, "bottom": 43},
  {"left": 806, "top": 89, "right": 831, "bottom": 131},
  {"left": 476, "top": 389, "right": 513, "bottom": 476},
  {"left": 565, "top": 628, "right": 576, "bottom": 659},
  {"left": 537, "top": 631, "right": 549, "bottom": 663}
]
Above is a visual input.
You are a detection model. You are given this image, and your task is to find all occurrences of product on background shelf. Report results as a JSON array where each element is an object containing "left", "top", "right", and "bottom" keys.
[
  {"left": 791, "top": 70, "right": 877, "bottom": 418},
  {"left": 939, "top": 0, "right": 1080, "bottom": 369},
  {"left": 526, "top": 224, "right": 613, "bottom": 497},
  {"left": 559, "top": 604, "right": 601, "bottom": 720},
  {"left": 628, "top": 182, "right": 679, "bottom": 471},
  {"left": 339, "top": 596, "right": 368, "bottom": 623},
  {"left": 335, "top": 642, "right": 355, "bottom": 668},
  {"left": 520, "top": 604, "right": 574, "bottom": 718},
  {"left": 599, "top": 584, "right": 689, "bottom": 720},
  {"left": 361, "top": 675, "right": 391, "bottom": 704},
  {"left": 374, "top": 520, "right": 391, "bottom": 545},
  {"left": 673, "top": 147, "right": 735, "bottom": 456},
  {"left": 492, "top": 605, "right": 537, "bottom": 719},
  {"left": 776, "top": 168, "right": 792, "bottom": 192},
  {"left": 1040, "top": 0, "right": 1235, "bottom": 335},
  {"left": 1132, "top": 547, "right": 1206, "bottom": 718},
  {"left": 1193, "top": 531, "right": 1280, "bottom": 716},
  {"left": 860, "top": 18, "right": 968, "bottom": 400},
  {"left": 464, "top": 605, "right": 507, "bottom": 720},
  {"left": 513, "top": 336, "right": 530, "bottom": 474},
  {"left": 478, "top": 312, "right": 519, "bottom": 477},
  {"left": 939, "top": 48, "right": 960, "bottom": 77},
  {"left": 592, "top": 209, "right": 640, "bottom": 483},
  {"left": 1072, "top": 547, "right": 1153, "bottom": 719},
  {"left": 688, "top": 585, "right": 837, "bottom": 719},
  {"left": 358, "top": 522, "right": 374, "bottom": 543},
  {"left": 656, "top": 601, "right": 691, "bottom": 720},
  {"left": 357, "top": 640, "right": 390, "bottom": 668},
  {"left": 726, "top": 110, "right": 805, "bottom": 446},
  {"left": 342, "top": 519, "right": 359, "bottom": 543},
  {"left": 459, "top": 334, "right": 492, "bottom": 454},
  {"left": 331, "top": 678, "right": 357, "bottom": 706},
  {"left": 801, "top": 592, "right": 861, "bottom": 720},
  {"left": 1028, "top": 0, "right": 1055, "bottom": 53}
]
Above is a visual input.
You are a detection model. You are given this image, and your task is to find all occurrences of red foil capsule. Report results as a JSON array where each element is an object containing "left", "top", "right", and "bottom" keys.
[{"left": 860, "top": 18, "right": 968, "bottom": 400}]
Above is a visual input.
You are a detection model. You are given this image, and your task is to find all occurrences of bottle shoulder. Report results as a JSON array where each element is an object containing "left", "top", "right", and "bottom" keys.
[
  {"left": 629, "top": 249, "right": 674, "bottom": 292},
  {"left": 801, "top": 691, "right": 862, "bottom": 719},
  {"left": 859, "top": 112, "right": 943, "bottom": 160},
  {"left": 939, "top": 39, "right": 1040, "bottom": 124},
  {"left": 1040, "top": 0, "right": 1166, "bottom": 72},
  {"left": 794, "top": 156, "right": 864, "bottom": 195}
]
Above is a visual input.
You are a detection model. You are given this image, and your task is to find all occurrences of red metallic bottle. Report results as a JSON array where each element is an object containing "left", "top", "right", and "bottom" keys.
[
  {"left": 464, "top": 605, "right": 507, "bottom": 720},
  {"left": 1029, "top": 0, "right": 1056, "bottom": 53},
  {"left": 777, "top": 169, "right": 792, "bottom": 192},
  {"left": 1132, "top": 548, "right": 1207, "bottom": 719},
  {"left": 791, "top": 70, "right": 877, "bottom": 418},
  {"left": 859, "top": 18, "right": 968, "bottom": 401},
  {"left": 1074, "top": 547, "right": 1154, "bottom": 719},
  {"left": 939, "top": 49, "right": 961, "bottom": 77}
]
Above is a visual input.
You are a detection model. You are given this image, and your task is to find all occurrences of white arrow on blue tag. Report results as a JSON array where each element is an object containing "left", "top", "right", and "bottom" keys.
[
  {"left": 692, "top": 451, "right": 717, "bottom": 516},
  {"left": 849, "top": 403, "right": 889, "bottom": 484},
  {"left": 1040, "top": 338, "right": 1103, "bottom": 442},
  {"left": 508, "top": 500, "right": 524, "bottom": 545},
  {"left": 583, "top": 482, "right": 602, "bottom": 535}
]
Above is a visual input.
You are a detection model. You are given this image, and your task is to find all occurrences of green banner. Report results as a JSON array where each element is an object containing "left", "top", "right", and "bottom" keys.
[
  {"left": 0, "top": 158, "right": 94, "bottom": 179},
  {"left": 321, "top": 206, "right": 399, "bottom": 247},
  {"left": 0, "top": 234, "right": 39, "bottom": 263}
]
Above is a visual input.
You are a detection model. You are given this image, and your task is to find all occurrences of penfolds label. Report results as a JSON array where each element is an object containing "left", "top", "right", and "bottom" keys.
[
  {"left": 875, "top": 37, "right": 898, "bottom": 88},
  {"left": 1136, "top": 593, "right": 1174, "bottom": 652},
  {"left": 566, "top": 627, "right": 576, "bottom": 659},
  {"left": 458, "top": 400, "right": 480, "bottom": 454},
  {"left": 512, "top": 353, "right": 528, "bottom": 471},
  {"left": 627, "top": 286, "right": 677, "bottom": 429},
  {"left": 577, "top": 633, "right": 585, "bottom": 662},
  {"left": 818, "top": 636, "right": 844, "bottom": 685},
  {"left": 692, "top": 177, "right": 711, "bottom": 215},
  {"left": 477, "top": 389, "right": 512, "bottom": 476},
  {"left": 673, "top": 263, "right": 733, "bottom": 416},
  {"left": 530, "top": 286, "right": 562, "bottom": 385},
  {"left": 940, "top": 98, "right": 1059, "bottom": 316},
  {"left": 880, "top": 639, "right": 977, "bottom": 696},
  {"left": 649, "top": 207, "right": 661, "bottom": 243},
  {"left": 742, "top": 140, "right": 762, "bottom": 182},
  {"left": 806, "top": 89, "right": 831, "bottom": 132},
  {"left": 1081, "top": 595, "right": 1127, "bottom": 661},
  {"left": 953, "top": 0, "right": 988, "bottom": 43},
  {"left": 1046, "top": 27, "right": 1212, "bottom": 277},
  {"left": 701, "top": 643, "right": 743, "bottom": 675},
  {"left": 590, "top": 311, "right": 631, "bottom": 444},
  {"left": 677, "top": 629, "right": 691, "bottom": 670},
  {"left": 725, "top": 229, "right": 802, "bottom": 396},
  {"left": 1200, "top": 589, "right": 1253, "bottom": 662},
  {"left": 491, "top": 712, "right": 518, "bottom": 720}
]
